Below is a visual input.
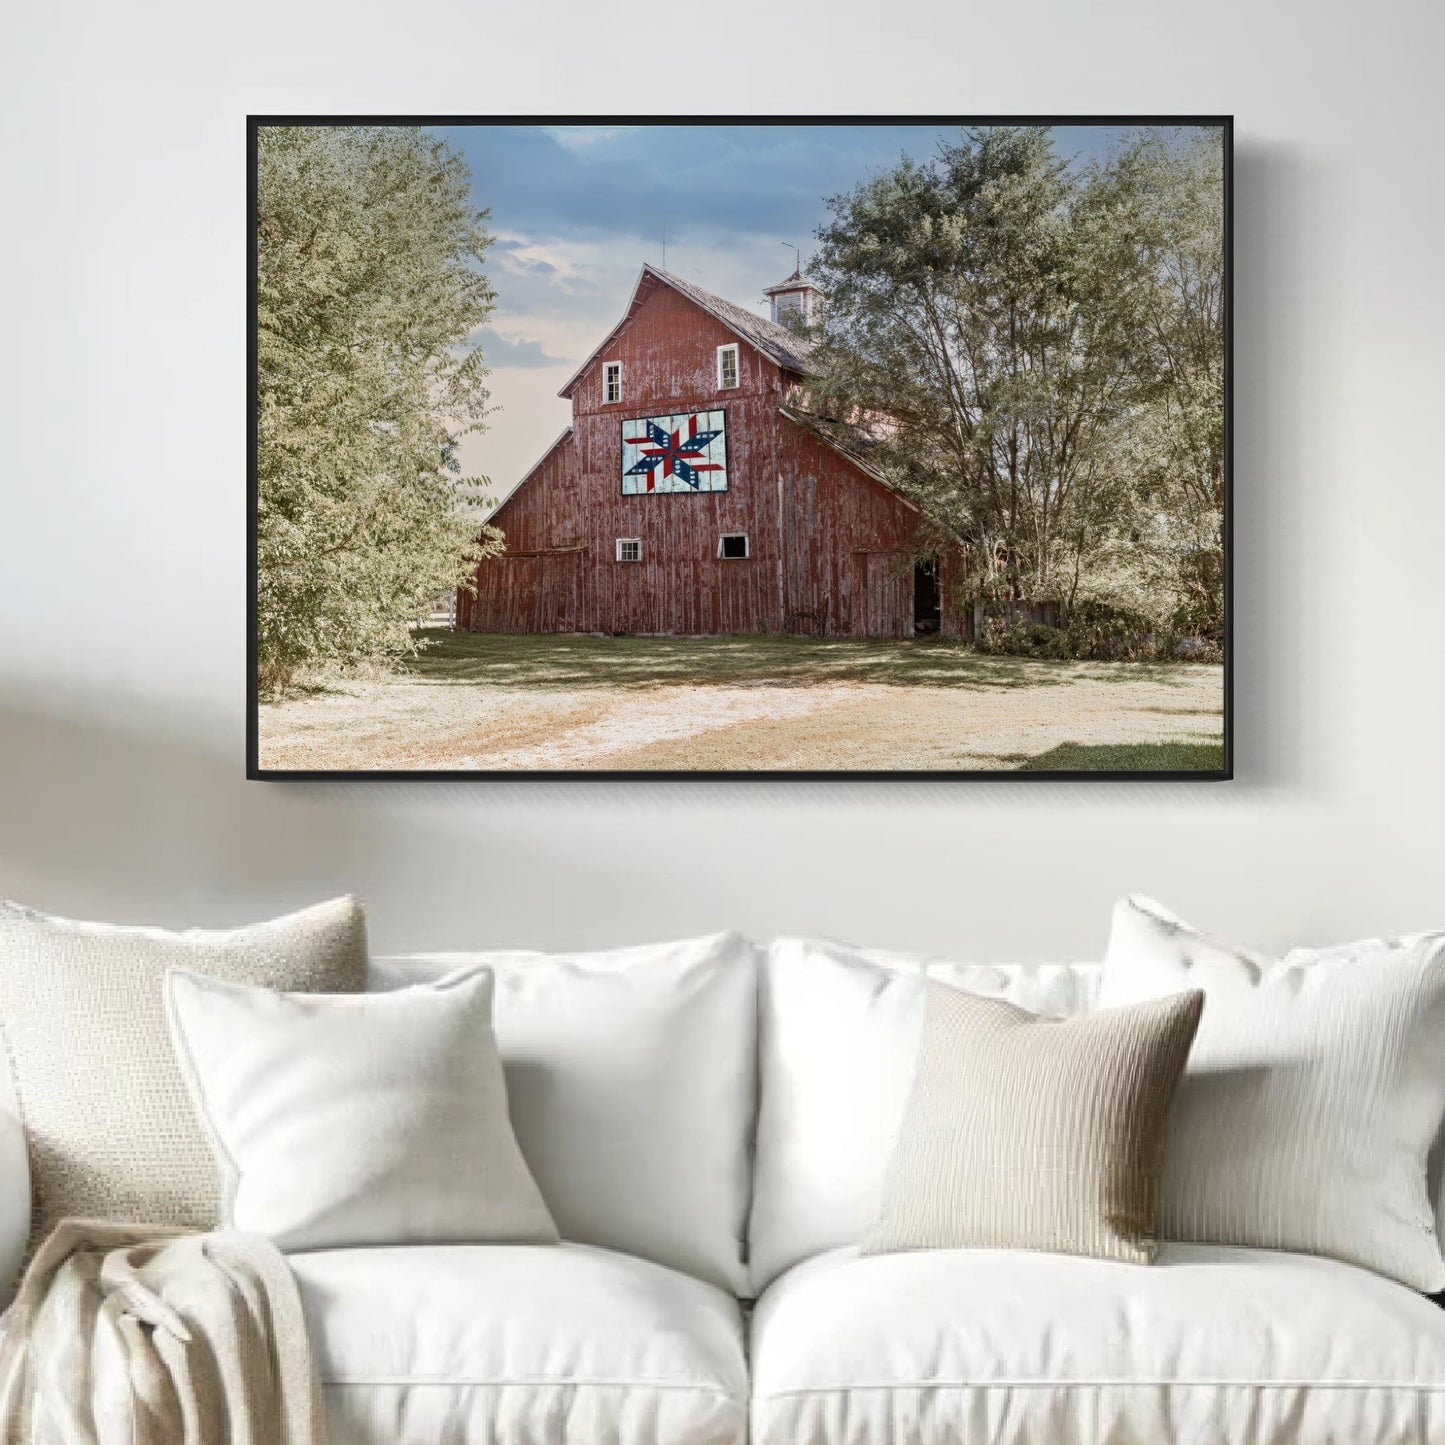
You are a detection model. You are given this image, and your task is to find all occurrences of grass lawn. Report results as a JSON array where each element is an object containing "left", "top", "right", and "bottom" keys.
[
  {"left": 1020, "top": 741, "right": 1226, "bottom": 772},
  {"left": 258, "top": 630, "right": 1225, "bottom": 773},
  {"left": 396, "top": 630, "right": 1193, "bottom": 692}
]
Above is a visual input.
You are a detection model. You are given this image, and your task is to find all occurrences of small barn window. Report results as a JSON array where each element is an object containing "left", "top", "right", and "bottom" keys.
[
  {"left": 603, "top": 361, "right": 622, "bottom": 404},
  {"left": 719, "top": 533, "right": 749, "bottom": 560},
  {"left": 616, "top": 538, "right": 641, "bottom": 563},
  {"left": 717, "top": 344, "right": 739, "bottom": 390}
]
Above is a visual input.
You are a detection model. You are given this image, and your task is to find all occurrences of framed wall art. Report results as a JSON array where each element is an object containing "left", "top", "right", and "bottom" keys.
[{"left": 249, "top": 115, "right": 1231, "bottom": 779}]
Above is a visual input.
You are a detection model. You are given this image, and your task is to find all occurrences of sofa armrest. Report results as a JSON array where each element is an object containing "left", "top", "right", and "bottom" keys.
[{"left": 0, "top": 1107, "right": 30, "bottom": 1309}]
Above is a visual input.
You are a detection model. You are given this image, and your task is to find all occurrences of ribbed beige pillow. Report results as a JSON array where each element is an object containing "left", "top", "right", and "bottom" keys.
[
  {"left": 0, "top": 897, "right": 368, "bottom": 1252},
  {"left": 863, "top": 981, "right": 1203, "bottom": 1263}
]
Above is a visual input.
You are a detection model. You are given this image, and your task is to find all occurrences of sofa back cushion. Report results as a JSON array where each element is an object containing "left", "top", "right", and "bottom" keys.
[
  {"left": 748, "top": 937, "right": 1099, "bottom": 1290},
  {"left": 369, "top": 932, "right": 755, "bottom": 1293}
]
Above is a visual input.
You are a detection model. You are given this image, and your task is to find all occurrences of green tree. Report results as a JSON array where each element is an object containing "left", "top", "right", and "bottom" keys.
[
  {"left": 804, "top": 127, "right": 1133, "bottom": 600},
  {"left": 256, "top": 125, "right": 500, "bottom": 690},
  {"left": 801, "top": 125, "right": 1225, "bottom": 642},
  {"left": 1078, "top": 128, "right": 1226, "bottom": 636}
]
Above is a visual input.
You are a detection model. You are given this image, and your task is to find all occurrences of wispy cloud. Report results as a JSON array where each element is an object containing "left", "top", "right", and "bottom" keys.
[
  {"left": 542, "top": 126, "right": 644, "bottom": 155},
  {"left": 474, "top": 327, "right": 570, "bottom": 369}
]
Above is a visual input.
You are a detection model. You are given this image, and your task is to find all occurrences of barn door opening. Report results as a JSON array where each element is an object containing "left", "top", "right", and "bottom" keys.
[{"left": 913, "top": 560, "right": 941, "bottom": 635}]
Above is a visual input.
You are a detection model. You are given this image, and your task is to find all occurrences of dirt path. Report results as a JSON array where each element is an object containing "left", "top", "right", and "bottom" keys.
[{"left": 258, "top": 666, "right": 1223, "bottom": 772}]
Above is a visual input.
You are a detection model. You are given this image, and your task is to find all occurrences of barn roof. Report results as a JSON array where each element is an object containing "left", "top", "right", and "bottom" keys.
[
  {"left": 780, "top": 405, "right": 968, "bottom": 546},
  {"left": 484, "top": 425, "right": 572, "bottom": 521},
  {"left": 558, "top": 264, "right": 813, "bottom": 398},
  {"left": 777, "top": 405, "right": 910, "bottom": 502}
]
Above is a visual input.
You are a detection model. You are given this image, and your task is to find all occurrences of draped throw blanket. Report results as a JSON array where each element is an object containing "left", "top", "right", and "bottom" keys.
[{"left": 0, "top": 1221, "right": 324, "bottom": 1445}]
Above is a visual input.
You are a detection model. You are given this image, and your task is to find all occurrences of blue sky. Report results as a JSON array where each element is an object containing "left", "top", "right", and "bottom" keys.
[{"left": 436, "top": 123, "right": 1140, "bottom": 495}]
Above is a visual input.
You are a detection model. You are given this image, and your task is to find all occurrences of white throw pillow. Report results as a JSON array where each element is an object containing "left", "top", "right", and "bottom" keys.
[
  {"left": 1099, "top": 895, "right": 1445, "bottom": 1291},
  {"left": 748, "top": 937, "right": 1100, "bottom": 1290},
  {"left": 369, "top": 932, "right": 756, "bottom": 1293},
  {"left": 1283, "top": 930, "right": 1445, "bottom": 1246},
  {"left": 166, "top": 965, "right": 558, "bottom": 1252}
]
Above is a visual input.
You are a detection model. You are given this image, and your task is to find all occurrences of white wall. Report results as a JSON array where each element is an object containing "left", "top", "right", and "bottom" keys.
[{"left": 2, "top": 0, "right": 1442, "bottom": 959}]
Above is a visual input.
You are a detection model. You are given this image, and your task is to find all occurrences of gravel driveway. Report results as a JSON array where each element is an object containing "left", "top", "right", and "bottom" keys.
[{"left": 258, "top": 635, "right": 1223, "bottom": 772}]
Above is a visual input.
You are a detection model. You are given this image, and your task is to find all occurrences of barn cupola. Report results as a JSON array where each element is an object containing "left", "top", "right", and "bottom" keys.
[{"left": 763, "top": 267, "right": 824, "bottom": 327}]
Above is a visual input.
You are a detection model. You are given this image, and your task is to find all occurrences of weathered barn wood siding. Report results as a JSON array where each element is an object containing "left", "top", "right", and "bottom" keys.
[
  {"left": 461, "top": 276, "right": 968, "bottom": 638},
  {"left": 775, "top": 425, "right": 920, "bottom": 637},
  {"left": 457, "top": 430, "right": 578, "bottom": 633},
  {"left": 579, "top": 283, "right": 788, "bottom": 636}
]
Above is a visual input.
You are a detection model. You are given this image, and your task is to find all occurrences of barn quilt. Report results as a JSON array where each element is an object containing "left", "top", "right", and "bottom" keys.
[{"left": 621, "top": 410, "right": 729, "bottom": 493}]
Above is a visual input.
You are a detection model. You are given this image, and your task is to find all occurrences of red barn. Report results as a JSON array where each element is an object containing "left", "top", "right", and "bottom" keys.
[{"left": 457, "top": 265, "right": 968, "bottom": 638}]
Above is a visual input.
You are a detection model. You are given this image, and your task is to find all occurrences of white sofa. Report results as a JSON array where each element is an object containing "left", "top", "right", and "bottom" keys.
[{"left": 3, "top": 932, "right": 1445, "bottom": 1445}]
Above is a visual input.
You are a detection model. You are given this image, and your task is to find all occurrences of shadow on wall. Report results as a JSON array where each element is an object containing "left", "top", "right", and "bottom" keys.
[
  {"left": 1230, "top": 138, "right": 1321, "bottom": 795},
  {"left": 0, "top": 693, "right": 739, "bottom": 952},
  {"left": 0, "top": 698, "right": 393, "bottom": 929}
]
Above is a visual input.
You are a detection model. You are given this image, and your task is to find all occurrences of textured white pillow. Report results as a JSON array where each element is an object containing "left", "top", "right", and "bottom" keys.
[
  {"left": 748, "top": 937, "right": 1100, "bottom": 1290},
  {"left": 166, "top": 965, "right": 558, "bottom": 1252},
  {"left": 1099, "top": 895, "right": 1445, "bottom": 1291},
  {"left": 369, "top": 932, "right": 756, "bottom": 1292},
  {"left": 1283, "top": 930, "right": 1445, "bottom": 1247}
]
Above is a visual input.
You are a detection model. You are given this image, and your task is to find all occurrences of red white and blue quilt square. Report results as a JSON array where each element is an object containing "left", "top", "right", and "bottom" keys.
[{"left": 621, "top": 410, "right": 729, "bottom": 493}]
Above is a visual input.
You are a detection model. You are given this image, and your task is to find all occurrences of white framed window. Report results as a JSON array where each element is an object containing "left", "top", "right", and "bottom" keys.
[
  {"left": 616, "top": 537, "right": 641, "bottom": 563},
  {"left": 717, "top": 343, "right": 739, "bottom": 390},
  {"left": 718, "top": 533, "right": 749, "bottom": 560},
  {"left": 603, "top": 361, "right": 622, "bottom": 404}
]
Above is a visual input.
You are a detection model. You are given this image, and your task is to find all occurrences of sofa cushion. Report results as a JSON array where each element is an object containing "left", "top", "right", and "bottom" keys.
[
  {"left": 751, "top": 1243, "right": 1445, "bottom": 1445},
  {"left": 369, "top": 933, "right": 755, "bottom": 1293},
  {"left": 292, "top": 1241, "right": 748, "bottom": 1445},
  {"left": 749, "top": 937, "right": 1099, "bottom": 1289}
]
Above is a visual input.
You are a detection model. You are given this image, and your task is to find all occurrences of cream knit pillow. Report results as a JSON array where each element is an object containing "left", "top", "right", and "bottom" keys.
[
  {"left": 0, "top": 897, "right": 368, "bottom": 1252},
  {"left": 864, "top": 981, "right": 1203, "bottom": 1264},
  {"left": 1099, "top": 895, "right": 1445, "bottom": 1291}
]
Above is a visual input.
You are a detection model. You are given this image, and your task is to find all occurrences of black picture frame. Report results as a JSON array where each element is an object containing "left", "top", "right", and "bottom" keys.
[{"left": 248, "top": 114, "right": 1232, "bottom": 782}]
